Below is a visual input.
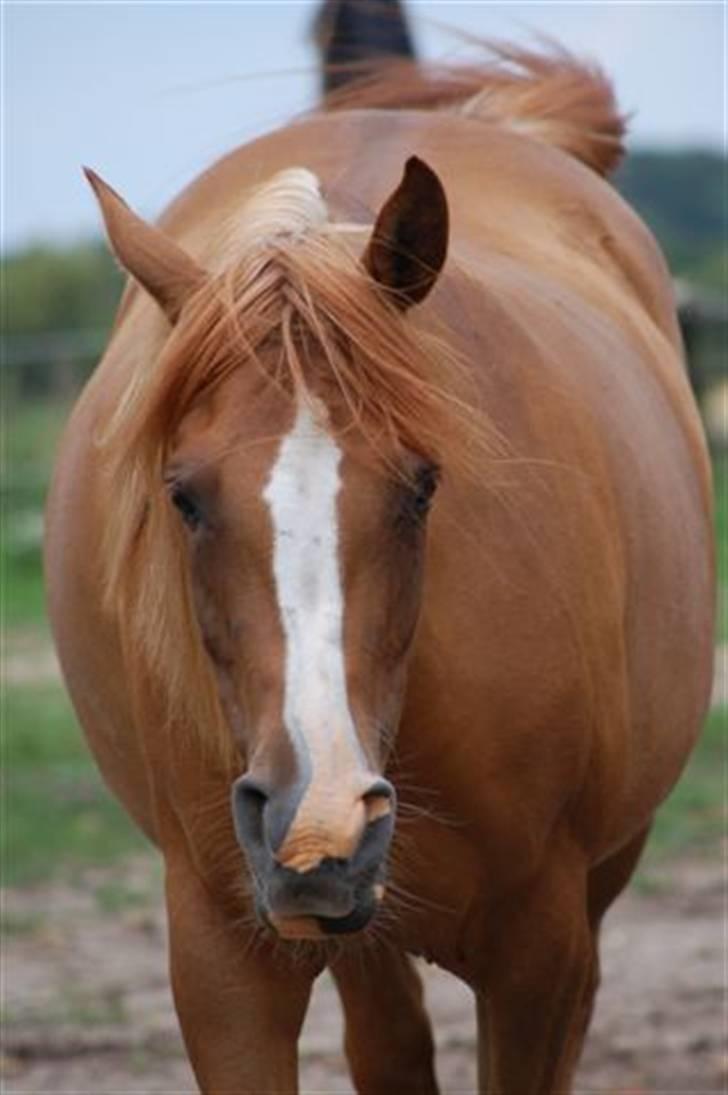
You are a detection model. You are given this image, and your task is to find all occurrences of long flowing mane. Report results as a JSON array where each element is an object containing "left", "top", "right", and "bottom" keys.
[{"left": 96, "top": 169, "right": 501, "bottom": 767}]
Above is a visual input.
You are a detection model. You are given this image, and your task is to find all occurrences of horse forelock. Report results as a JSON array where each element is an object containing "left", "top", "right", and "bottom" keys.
[
  {"left": 96, "top": 172, "right": 502, "bottom": 765},
  {"left": 221, "top": 167, "right": 329, "bottom": 259}
]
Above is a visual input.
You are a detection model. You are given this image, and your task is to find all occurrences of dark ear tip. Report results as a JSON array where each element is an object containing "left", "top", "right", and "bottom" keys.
[
  {"left": 82, "top": 169, "right": 131, "bottom": 219},
  {"left": 82, "top": 166, "right": 113, "bottom": 205},
  {"left": 404, "top": 155, "right": 438, "bottom": 183},
  {"left": 403, "top": 157, "right": 448, "bottom": 215}
]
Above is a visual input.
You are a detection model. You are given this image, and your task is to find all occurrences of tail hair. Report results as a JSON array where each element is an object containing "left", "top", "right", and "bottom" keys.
[{"left": 322, "top": 41, "right": 626, "bottom": 176}]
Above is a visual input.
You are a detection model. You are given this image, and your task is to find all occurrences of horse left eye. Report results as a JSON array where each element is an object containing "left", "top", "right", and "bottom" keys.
[{"left": 170, "top": 488, "right": 202, "bottom": 530}]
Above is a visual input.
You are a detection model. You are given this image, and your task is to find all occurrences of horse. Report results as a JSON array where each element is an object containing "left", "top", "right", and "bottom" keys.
[{"left": 45, "top": 47, "right": 715, "bottom": 1094}]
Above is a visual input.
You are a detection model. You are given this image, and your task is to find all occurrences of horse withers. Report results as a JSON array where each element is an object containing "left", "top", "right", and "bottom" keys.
[{"left": 45, "top": 49, "right": 714, "bottom": 1094}]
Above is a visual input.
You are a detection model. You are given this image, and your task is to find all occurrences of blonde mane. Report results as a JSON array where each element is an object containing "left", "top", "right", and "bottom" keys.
[
  {"left": 213, "top": 167, "right": 329, "bottom": 266},
  {"left": 99, "top": 170, "right": 500, "bottom": 769}
]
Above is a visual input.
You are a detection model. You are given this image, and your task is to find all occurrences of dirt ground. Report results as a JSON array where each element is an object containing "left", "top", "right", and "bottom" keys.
[{"left": 2, "top": 849, "right": 725, "bottom": 1094}]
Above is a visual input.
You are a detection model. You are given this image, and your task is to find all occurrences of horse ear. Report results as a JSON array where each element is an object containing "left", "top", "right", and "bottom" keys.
[
  {"left": 363, "top": 156, "right": 449, "bottom": 309},
  {"left": 83, "top": 168, "right": 207, "bottom": 323}
]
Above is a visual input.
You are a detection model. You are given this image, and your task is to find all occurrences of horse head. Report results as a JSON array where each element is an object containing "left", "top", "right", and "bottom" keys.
[{"left": 87, "top": 157, "right": 449, "bottom": 939}]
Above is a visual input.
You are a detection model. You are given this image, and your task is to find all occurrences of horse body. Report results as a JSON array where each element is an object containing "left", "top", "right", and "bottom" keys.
[{"left": 45, "top": 54, "right": 713, "bottom": 1093}]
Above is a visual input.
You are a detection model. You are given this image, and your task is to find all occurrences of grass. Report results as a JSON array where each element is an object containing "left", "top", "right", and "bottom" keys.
[
  {"left": 2, "top": 400, "right": 71, "bottom": 626},
  {"left": 0, "top": 909, "right": 47, "bottom": 936},
  {"left": 94, "top": 879, "right": 155, "bottom": 914},
  {"left": 4, "top": 983, "right": 129, "bottom": 1029},
  {"left": 2, "top": 684, "right": 146, "bottom": 886},
  {"left": 646, "top": 704, "right": 725, "bottom": 859},
  {"left": 4, "top": 400, "right": 71, "bottom": 477},
  {"left": 1, "top": 403, "right": 149, "bottom": 883}
]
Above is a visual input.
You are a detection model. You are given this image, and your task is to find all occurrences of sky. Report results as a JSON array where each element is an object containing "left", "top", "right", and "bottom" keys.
[{"left": 2, "top": 1, "right": 725, "bottom": 250}]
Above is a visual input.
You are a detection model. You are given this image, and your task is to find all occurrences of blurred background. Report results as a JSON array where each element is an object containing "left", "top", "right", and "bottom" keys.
[{"left": 2, "top": 2, "right": 725, "bottom": 1091}]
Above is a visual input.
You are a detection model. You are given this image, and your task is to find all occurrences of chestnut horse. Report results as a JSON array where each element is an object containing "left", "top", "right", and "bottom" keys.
[{"left": 45, "top": 50, "right": 714, "bottom": 1093}]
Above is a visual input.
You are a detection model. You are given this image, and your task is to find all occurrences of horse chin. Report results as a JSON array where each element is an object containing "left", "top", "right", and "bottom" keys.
[{"left": 267, "top": 914, "right": 327, "bottom": 940}]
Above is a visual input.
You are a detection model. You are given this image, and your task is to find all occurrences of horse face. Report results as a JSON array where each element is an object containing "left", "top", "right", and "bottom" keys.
[
  {"left": 87, "top": 156, "right": 449, "bottom": 939},
  {"left": 166, "top": 374, "right": 437, "bottom": 939}
]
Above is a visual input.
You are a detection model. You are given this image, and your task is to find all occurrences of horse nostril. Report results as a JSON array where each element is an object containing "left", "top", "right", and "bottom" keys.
[
  {"left": 363, "top": 777, "right": 395, "bottom": 824},
  {"left": 237, "top": 775, "right": 269, "bottom": 810},
  {"left": 231, "top": 775, "right": 269, "bottom": 866}
]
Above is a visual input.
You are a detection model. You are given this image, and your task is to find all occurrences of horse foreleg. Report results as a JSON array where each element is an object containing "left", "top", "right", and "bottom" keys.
[
  {"left": 331, "top": 945, "right": 439, "bottom": 1094},
  {"left": 474, "top": 843, "right": 594, "bottom": 1095},
  {"left": 165, "top": 858, "right": 319, "bottom": 1094},
  {"left": 575, "top": 824, "right": 652, "bottom": 1042}
]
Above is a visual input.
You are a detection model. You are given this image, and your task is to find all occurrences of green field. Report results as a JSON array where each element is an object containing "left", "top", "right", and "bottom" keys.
[
  {"left": 2, "top": 400, "right": 726, "bottom": 885},
  {"left": 3, "top": 685, "right": 147, "bottom": 886},
  {"left": 3, "top": 401, "right": 71, "bottom": 626}
]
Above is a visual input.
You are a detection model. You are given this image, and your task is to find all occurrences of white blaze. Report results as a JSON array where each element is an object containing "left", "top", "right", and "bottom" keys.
[{"left": 263, "top": 398, "right": 369, "bottom": 870}]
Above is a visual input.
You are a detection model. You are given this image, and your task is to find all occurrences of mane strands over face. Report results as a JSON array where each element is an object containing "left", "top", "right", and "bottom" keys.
[{"left": 98, "top": 175, "right": 502, "bottom": 767}]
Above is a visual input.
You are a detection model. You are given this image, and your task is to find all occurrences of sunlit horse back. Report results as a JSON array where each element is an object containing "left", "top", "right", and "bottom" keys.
[{"left": 45, "top": 48, "right": 714, "bottom": 1093}]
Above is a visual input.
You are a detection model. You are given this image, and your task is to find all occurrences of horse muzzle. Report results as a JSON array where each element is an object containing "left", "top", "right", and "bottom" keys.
[{"left": 231, "top": 774, "right": 395, "bottom": 938}]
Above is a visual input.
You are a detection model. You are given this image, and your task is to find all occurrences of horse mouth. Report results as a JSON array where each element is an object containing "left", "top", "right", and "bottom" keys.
[{"left": 264, "top": 885, "right": 385, "bottom": 940}]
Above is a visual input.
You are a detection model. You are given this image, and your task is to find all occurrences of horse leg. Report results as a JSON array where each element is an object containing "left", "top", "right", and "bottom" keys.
[
  {"left": 587, "top": 824, "right": 651, "bottom": 929},
  {"left": 165, "top": 856, "right": 320, "bottom": 1094},
  {"left": 476, "top": 826, "right": 653, "bottom": 1094},
  {"left": 330, "top": 946, "right": 439, "bottom": 1093},
  {"left": 576, "top": 824, "right": 653, "bottom": 1040},
  {"left": 474, "top": 841, "right": 594, "bottom": 1095}
]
